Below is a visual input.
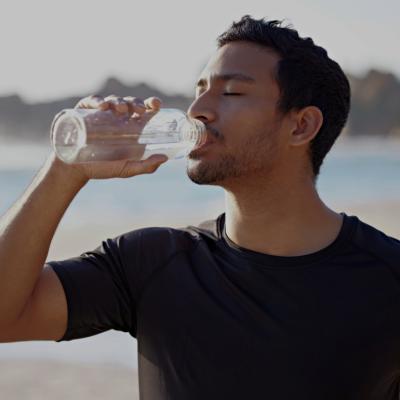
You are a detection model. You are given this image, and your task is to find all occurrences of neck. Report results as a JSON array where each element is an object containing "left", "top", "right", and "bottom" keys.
[{"left": 223, "top": 173, "right": 343, "bottom": 257}]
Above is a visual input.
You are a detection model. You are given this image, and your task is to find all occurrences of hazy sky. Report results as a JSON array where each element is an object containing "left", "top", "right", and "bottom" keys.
[{"left": 0, "top": 0, "right": 398, "bottom": 102}]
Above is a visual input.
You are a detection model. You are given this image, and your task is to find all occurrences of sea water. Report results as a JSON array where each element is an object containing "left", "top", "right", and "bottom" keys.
[
  {"left": 1, "top": 137, "right": 400, "bottom": 368},
  {"left": 2, "top": 137, "right": 400, "bottom": 224}
]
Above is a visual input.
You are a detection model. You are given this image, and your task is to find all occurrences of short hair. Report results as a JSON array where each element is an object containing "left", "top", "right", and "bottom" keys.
[{"left": 217, "top": 15, "right": 351, "bottom": 180}]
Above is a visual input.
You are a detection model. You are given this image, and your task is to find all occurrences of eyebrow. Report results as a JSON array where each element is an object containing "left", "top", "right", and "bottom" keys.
[{"left": 196, "top": 73, "right": 256, "bottom": 88}]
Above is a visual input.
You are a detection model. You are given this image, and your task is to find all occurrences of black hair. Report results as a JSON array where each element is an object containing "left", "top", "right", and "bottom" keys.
[{"left": 217, "top": 15, "right": 351, "bottom": 180}]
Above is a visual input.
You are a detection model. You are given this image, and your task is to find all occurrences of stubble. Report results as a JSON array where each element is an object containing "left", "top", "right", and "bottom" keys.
[{"left": 186, "top": 125, "right": 281, "bottom": 186}]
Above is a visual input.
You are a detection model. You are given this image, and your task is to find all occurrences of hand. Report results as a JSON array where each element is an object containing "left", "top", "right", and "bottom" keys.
[{"left": 50, "top": 94, "right": 168, "bottom": 183}]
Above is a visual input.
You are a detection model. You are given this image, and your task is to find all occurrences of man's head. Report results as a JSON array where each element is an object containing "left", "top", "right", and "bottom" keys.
[{"left": 186, "top": 15, "right": 350, "bottom": 187}]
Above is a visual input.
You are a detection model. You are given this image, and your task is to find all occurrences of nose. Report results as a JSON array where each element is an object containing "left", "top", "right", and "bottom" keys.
[{"left": 187, "top": 93, "right": 217, "bottom": 124}]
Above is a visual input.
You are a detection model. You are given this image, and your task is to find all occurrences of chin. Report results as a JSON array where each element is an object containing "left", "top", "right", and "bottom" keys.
[
  {"left": 186, "top": 158, "right": 218, "bottom": 185},
  {"left": 186, "top": 155, "right": 237, "bottom": 186}
]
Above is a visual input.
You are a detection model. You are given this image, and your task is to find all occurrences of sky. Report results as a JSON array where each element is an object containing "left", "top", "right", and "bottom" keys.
[{"left": 0, "top": 0, "right": 398, "bottom": 102}]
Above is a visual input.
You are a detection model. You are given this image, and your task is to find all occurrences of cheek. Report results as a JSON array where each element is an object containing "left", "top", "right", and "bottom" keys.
[
  {"left": 230, "top": 111, "right": 272, "bottom": 141},
  {"left": 218, "top": 99, "right": 278, "bottom": 144}
]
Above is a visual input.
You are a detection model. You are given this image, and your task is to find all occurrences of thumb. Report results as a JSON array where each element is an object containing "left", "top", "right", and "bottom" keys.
[{"left": 124, "top": 154, "right": 168, "bottom": 176}]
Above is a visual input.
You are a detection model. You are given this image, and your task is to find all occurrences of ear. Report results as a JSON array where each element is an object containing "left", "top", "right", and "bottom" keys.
[{"left": 289, "top": 106, "right": 323, "bottom": 147}]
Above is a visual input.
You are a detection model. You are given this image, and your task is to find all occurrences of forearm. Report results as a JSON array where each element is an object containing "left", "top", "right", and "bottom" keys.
[{"left": 0, "top": 154, "right": 88, "bottom": 327}]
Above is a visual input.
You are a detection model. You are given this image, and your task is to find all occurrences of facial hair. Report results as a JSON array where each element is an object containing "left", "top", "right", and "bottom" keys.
[{"left": 186, "top": 125, "right": 281, "bottom": 186}]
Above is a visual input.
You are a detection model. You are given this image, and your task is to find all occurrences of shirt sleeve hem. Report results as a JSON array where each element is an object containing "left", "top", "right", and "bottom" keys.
[{"left": 47, "top": 261, "right": 81, "bottom": 342}]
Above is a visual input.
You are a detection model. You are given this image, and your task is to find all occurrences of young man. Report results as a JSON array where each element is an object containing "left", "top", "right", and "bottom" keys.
[{"left": 1, "top": 15, "right": 400, "bottom": 400}]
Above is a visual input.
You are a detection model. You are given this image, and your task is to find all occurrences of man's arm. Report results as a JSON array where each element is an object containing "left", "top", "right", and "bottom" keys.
[
  {"left": 0, "top": 155, "right": 87, "bottom": 341},
  {"left": 0, "top": 95, "right": 167, "bottom": 342}
]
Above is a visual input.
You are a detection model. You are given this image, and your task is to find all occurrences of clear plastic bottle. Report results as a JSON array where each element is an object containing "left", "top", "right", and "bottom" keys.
[{"left": 50, "top": 108, "right": 206, "bottom": 164}]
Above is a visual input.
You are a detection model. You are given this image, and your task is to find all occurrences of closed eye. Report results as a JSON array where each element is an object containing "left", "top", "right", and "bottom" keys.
[{"left": 223, "top": 93, "right": 243, "bottom": 96}]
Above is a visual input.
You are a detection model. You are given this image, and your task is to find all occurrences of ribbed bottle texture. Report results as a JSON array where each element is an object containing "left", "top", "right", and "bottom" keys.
[{"left": 51, "top": 108, "right": 206, "bottom": 163}]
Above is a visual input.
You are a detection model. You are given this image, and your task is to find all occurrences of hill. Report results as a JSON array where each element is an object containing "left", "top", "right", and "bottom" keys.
[
  {"left": 0, "top": 70, "right": 399, "bottom": 143},
  {"left": 347, "top": 70, "right": 400, "bottom": 137}
]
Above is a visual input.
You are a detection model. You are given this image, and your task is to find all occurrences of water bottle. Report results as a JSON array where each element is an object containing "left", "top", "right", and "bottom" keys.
[{"left": 50, "top": 108, "right": 206, "bottom": 164}]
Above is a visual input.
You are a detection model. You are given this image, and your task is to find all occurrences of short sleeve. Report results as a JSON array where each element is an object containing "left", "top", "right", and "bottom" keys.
[
  {"left": 48, "top": 226, "right": 199, "bottom": 343},
  {"left": 48, "top": 234, "right": 137, "bottom": 342}
]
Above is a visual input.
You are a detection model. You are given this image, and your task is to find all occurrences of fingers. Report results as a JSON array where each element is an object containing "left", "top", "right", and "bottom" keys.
[
  {"left": 75, "top": 94, "right": 163, "bottom": 117},
  {"left": 118, "top": 154, "right": 168, "bottom": 178},
  {"left": 137, "top": 154, "right": 168, "bottom": 172},
  {"left": 105, "top": 95, "right": 146, "bottom": 115},
  {"left": 144, "top": 97, "right": 162, "bottom": 111},
  {"left": 78, "top": 153, "right": 168, "bottom": 180},
  {"left": 122, "top": 96, "right": 146, "bottom": 115},
  {"left": 102, "top": 95, "right": 127, "bottom": 114},
  {"left": 75, "top": 95, "right": 108, "bottom": 110}
]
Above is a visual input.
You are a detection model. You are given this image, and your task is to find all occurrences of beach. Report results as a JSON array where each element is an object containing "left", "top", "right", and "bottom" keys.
[
  {"left": 0, "top": 360, "right": 139, "bottom": 400},
  {"left": 1, "top": 200, "right": 400, "bottom": 399},
  {"left": 1, "top": 138, "right": 400, "bottom": 399}
]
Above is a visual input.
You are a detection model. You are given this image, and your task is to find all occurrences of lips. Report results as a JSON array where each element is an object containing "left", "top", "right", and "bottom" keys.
[{"left": 191, "top": 134, "right": 216, "bottom": 151}]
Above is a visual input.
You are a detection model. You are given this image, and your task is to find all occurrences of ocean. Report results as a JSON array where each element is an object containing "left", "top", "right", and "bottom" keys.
[
  {"left": 1, "top": 136, "right": 400, "bottom": 369},
  {"left": 2, "top": 137, "right": 400, "bottom": 225}
]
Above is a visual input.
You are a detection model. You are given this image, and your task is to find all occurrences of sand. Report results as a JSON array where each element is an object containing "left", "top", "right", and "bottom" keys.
[
  {"left": 0, "top": 360, "right": 139, "bottom": 400},
  {"left": 330, "top": 198, "right": 400, "bottom": 238},
  {"left": 47, "top": 199, "right": 400, "bottom": 261},
  {"left": 2, "top": 200, "right": 400, "bottom": 399}
]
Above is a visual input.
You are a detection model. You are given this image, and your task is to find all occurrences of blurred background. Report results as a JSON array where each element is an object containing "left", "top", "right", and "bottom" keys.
[{"left": 1, "top": 0, "right": 400, "bottom": 398}]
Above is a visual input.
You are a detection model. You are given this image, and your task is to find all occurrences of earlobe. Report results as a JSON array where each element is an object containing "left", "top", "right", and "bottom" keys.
[{"left": 290, "top": 106, "right": 324, "bottom": 146}]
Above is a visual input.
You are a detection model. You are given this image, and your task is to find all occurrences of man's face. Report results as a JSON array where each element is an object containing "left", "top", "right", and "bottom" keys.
[{"left": 186, "top": 41, "right": 290, "bottom": 187}]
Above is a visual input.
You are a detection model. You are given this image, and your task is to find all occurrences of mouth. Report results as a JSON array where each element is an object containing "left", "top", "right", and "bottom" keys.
[{"left": 190, "top": 134, "right": 216, "bottom": 154}]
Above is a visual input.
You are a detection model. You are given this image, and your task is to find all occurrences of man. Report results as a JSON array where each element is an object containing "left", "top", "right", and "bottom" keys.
[{"left": 1, "top": 15, "right": 400, "bottom": 400}]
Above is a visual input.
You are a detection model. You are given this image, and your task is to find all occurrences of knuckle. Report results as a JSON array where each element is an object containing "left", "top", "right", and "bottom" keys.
[
  {"left": 125, "top": 97, "right": 145, "bottom": 109},
  {"left": 123, "top": 96, "right": 136, "bottom": 102},
  {"left": 144, "top": 97, "right": 162, "bottom": 109},
  {"left": 104, "top": 94, "right": 117, "bottom": 102},
  {"left": 133, "top": 98, "right": 145, "bottom": 106}
]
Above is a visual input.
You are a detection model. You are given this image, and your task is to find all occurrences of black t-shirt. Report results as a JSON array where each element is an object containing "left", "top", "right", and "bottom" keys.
[{"left": 48, "top": 212, "right": 400, "bottom": 400}]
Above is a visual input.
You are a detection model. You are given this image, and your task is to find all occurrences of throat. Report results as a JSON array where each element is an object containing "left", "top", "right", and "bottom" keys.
[{"left": 224, "top": 209, "right": 344, "bottom": 257}]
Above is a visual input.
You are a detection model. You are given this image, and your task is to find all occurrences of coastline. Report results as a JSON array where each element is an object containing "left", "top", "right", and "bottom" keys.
[
  {"left": 0, "top": 359, "right": 139, "bottom": 400},
  {"left": 47, "top": 198, "right": 400, "bottom": 262},
  {"left": 2, "top": 200, "right": 400, "bottom": 399}
]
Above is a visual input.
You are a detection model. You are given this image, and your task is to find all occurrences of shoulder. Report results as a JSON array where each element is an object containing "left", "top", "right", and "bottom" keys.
[
  {"left": 350, "top": 215, "right": 400, "bottom": 267},
  {"left": 113, "top": 214, "right": 224, "bottom": 262},
  {"left": 107, "top": 216, "right": 224, "bottom": 299}
]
